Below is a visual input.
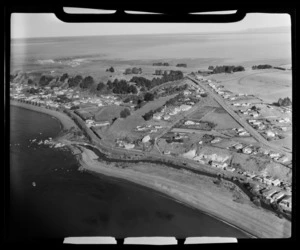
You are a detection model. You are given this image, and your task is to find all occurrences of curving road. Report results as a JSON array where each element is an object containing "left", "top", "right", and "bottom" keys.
[{"left": 187, "top": 76, "right": 292, "bottom": 156}]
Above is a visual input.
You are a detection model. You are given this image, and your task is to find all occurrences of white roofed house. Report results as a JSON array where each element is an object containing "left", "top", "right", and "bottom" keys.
[
  {"left": 265, "top": 130, "right": 275, "bottom": 138},
  {"left": 211, "top": 161, "right": 228, "bottom": 169},
  {"left": 142, "top": 135, "right": 151, "bottom": 143},
  {"left": 279, "top": 196, "right": 292, "bottom": 212},
  {"left": 185, "top": 120, "right": 195, "bottom": 125},
  {"left": 153, "top": 113, "right": 163, "bottom": 120},
  {"left": 270, "top": 191, "right": 286, "bottom": 203},
  {"left": 243, "top": 147, "right": 252, "bottom": 154},
  {"left": 180, "top": 104, "right": 192, "bottom": 112}
]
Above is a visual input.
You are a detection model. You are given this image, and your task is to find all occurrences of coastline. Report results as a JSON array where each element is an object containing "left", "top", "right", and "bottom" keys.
[
  {"left": 10, "top": 101, "right": 291, "bottom": 238},
  {"left": 77, "top": 146, "right": 291, "bottom": 239},
  {"left": 10, "top": 100, "right": 77, "bottom": 131}
]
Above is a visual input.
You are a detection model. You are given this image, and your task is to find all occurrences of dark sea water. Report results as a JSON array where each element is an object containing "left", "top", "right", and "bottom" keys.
[{"left": 9, "top": 106, "right": 249, "bottom": 240}]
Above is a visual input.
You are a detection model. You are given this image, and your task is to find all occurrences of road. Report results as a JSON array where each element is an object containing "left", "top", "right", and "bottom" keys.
[{"left": 187, "top": 76, "right": 292, "bottom": 156}]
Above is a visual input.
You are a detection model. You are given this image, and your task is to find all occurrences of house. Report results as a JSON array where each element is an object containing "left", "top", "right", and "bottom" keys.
[
  {"left": 185, "top": 120, "right": 195, "bottom": 125},
  {"left": 270, "top": 191, "right": 286, "bottom": 203},
  {"left": 263, "top": 189, "right": 278, "bottom": 200},
  {"left": 94, "top": 121, "right": 110, "bottom": 127},
  {"left": 269, "top": 152, "right": 280, "bottom": 158},
  {"left": 243, "top": 147, "right": 252, "bottom": 154},
  {"left": 153, "top": 113, "right": 162, "bottom": 120},
  {"left": 180, "top": 105, "right": 192, "bottom": 112},
  {"left": 234, "top": 143, "right": 244, "bottom": 150},
  {"left": 124, "top": 143, "right": 135, "bottom": 149},
  {"left": 183, "top": 90, "right": 191, "bottom": 96},
  {"left": 271, "top": 179, "right": 281, "bottom": 186},
  {"left": 262, "top": 176, "right": 274, "bottom": 185},
  {"left": 277, "top": 156, "right": 289, "bottom": 163},
  {"left": 266, "top": 130, "right": 275, "bottom": 137},
  {"left": 281, "top": 127, "right": 288, "bottom": 131},
  {"left": 239, "top": 131, "right": 249, "bottom": 136},
  {"left": 142, "top": 135, "right": 151, "bottom": 143},
  {"left": 211, "top": 137, "right": 222, "bottom": 144},
  {"left": 182, "top": 149, "right": 196, "bottom": 159},
  {"left": 211, "top": 161, "right": 227, "bottom": 169},
  {"left": 225, "top": 166, "right": 235, "bottom": 172},
  {"left": 278, "top": 197, "right": 292, "bottom": 212},
  {"left": 237, "top": 128, "right": 245, "bottom": 133},
  {"left": 163, "top": 115, "right": 171, "bottom": 120}
]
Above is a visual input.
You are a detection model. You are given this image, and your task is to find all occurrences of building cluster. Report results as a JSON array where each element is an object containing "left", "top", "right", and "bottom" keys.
[
  {"left": 230, "top": 142, "right": 290, "bottom": 164},
  {"left": 85, "top": 119, "right": 110, "bottom": 128},
  {"left": 135, "top": 124, "right": 163, "bottom": 134},
  {"left": 10, "top": 81, "right": 122, "bottom": 110}
]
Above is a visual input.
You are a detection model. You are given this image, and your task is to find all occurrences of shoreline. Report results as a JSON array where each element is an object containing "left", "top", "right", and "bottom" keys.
[
  {"left": 10, "top": 100, "right": 77, "bottom": 131},
  {"left": 10, "top": 101, "right": 291, "bottom": 238},
  {"left": 83, "top": 166, "right": 255, "bottom": 239},
  {"left": 76, "top": 146, "right": 290, "bottom": 238}
]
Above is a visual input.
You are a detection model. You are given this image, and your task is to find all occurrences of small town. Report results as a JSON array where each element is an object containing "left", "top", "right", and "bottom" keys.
[{"left": 10, "top": 65, "right": 292, "bottom": 217}]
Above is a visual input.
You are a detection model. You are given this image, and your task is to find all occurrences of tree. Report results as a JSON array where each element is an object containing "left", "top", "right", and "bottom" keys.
[
  {"left": 60, "top": 73, "right": 69, "bottom": 82},
  {"left": 144, "top": 92, "right": 155, "bottom": 102},
  {"left": 120, "top": 108, "right": 131, "bottom": 118},
  {"left": 106, "top": 67, "right": 115, "bottom": 73},
  {"left": 80, "top": 76, "right": 94, "bottom": 89},
  {"left": 68, "top": 75, "right": 83, "bottom": 87},
  {"left": 97, "top": 81, "right": 105, "bottom": 92},
  {"left": 208, "top": 66, "right": 214, "bottom": 70}
]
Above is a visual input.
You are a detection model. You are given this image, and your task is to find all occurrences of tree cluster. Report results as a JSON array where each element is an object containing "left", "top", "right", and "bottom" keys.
[
  {"left": 68, "top": 75, "right": 83, "bottom": 88},
  {"left": 106, "top": 67, "right": 115, "bottom": 73},
  {"left": 97, "top": 81, "right": 106, "bottom": 92},
  {"left": 153, "top": 62, "right": 169, "bottom": 66},
  {"left": 176, "top": 63, "right": 187, "bottom": 68},
  {"left": 165, "top": 93, "right": 185, "bottom": 107},
  {"left": 130, "top": 70, "right": 184, "bottom": 91},
  {"left": 107, "top": 79, "right": 138, "bottom": 94},
  {"left": 144, "top": 92, "right": 155, "bottom": 102},
  {"left": 120, "top": 108, "right": 131, "bottom": 118},
  {"left": 60, "top": 73, "right": 69, "bottom": 82},
  {"left": 124, "top": 67, "right": 142, "bottom": 75},
  {"left": 27, "top": 79, "right": 34, "bottom": 85},
  {"left": 252, "top": 64, "right": 272, "bottom": 70},
  {"left": 159, "top": 84, "right": 188, "bottom": 97},
  {"left": 39, "top": 75, "right": 54, "bottom": 86},
  {"left": 277, "top": 97, "right": 292, "bottom": 107},
  {"left": 79, "top": 76, "right": 95, "bottom": 89},
  {"left": 213, "top": 65, "right": 245, "bottom": 74}
]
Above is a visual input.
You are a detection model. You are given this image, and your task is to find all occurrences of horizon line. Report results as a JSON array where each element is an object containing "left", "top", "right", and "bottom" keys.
[{"left": 11, "top": 25, "right": 290, "bottom": 40}]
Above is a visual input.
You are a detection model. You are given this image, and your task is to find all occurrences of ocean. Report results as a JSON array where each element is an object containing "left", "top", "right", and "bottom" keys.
[
  {"left": 9, "top": 106, "right": 249, "bottom": 239},
  {"left": 11, "top": 31, "right": 291, "bottom": 71}
]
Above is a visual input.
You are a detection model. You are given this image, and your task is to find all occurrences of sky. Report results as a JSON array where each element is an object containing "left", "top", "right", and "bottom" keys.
[{"left": 10, "top": 11, "right": 291, "bottom": 39}]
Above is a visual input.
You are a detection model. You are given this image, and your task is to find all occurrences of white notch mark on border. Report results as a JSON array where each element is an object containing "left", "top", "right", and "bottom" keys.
[
  {"left": 63, "top": 237, "right": 117, "bottom": 244},
  {"left": 185, "top": 237, "right": 238, "bottom": 244},
  {"left": 189, "top": 10, "right": 237, "bottom": 15},
  {"left": 124, "top": 237, "right": 178, "bottom": 245},
  {"left": 124, "top": 10, "right": 162, "bottom": 15},
  {"left": 63, "top": 7, "right": 116, "bottom": 14}
]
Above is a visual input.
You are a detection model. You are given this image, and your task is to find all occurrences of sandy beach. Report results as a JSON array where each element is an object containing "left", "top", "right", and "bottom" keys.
[
  {"left": 77, "top": 146, "right": 291, "bottom": 238},
  {"left": 10, "top": 100, "right": 77, "bottom": 131}
]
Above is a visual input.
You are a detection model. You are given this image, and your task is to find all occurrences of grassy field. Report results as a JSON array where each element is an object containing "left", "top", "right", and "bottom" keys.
[
  {"left": 94, "top": 105, "right": 125, "bottom": 122},
  {"left": 105, "top": 94, "right": 178, "bottom": 141},
  {"left": 201, "top": 110, "right": 240, "bottom": 130},
  {"left": 208, "top": 69, "right": 292, "bottom": 104}
]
